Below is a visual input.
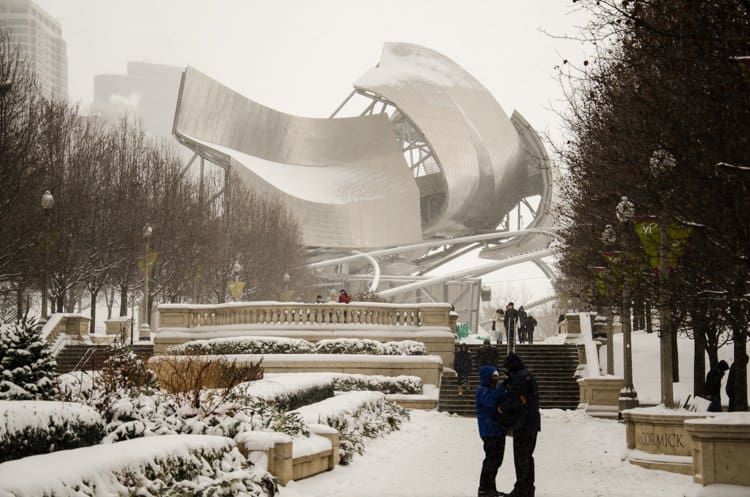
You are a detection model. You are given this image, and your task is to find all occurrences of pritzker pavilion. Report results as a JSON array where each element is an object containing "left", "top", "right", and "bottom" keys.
[{"left": 172, "top": 43, "right": 558, "bottom": 331}]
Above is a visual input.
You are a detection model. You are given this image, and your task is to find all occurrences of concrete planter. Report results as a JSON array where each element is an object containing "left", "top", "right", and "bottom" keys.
[
  {"left": 577, "top": 376, "right": 623, "bottom": 419},
  {"left": 685, "top": 414, "right": 750, "bottom": 487},
  {"left": 622, "top": 407, "right": 708, "bottom": 475}
]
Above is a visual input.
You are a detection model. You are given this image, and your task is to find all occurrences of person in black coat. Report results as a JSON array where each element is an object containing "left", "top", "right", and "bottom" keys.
[
  {"left": 476, "top": 339, "right": 500, "bottom": 369},
  {"left": 499, "top": 353, "right": 540, "bottom": 497},
  {"left": 705, "top": 360, "right": 729, "bottom": 412},
  {"left": 454, "top": 343, "right": 473, "bottom": 395},
  {"left": 726, "top": 356, "right": 748, "bottom": 412},
  {"left": 517, "top": 306, "right": 528, "bottom": 344},
  {"left": 525, "top": 315, "right": 538, "bottom": 345},
  {"left": 504, "top": 303, "right": 519, "bottom": 349}
]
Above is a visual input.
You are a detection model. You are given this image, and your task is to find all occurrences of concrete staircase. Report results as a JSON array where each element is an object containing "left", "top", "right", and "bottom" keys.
[
  {"left": 54, "top": 343, "right": 154, "bottom": 374},
  {"left": 438, "top": 344, "right": 580, "bottom": 416}
]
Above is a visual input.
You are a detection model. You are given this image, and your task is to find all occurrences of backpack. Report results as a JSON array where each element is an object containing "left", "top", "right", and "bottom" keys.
[{"left": 499, "top": 372, "right": 539, "bottom": 429}]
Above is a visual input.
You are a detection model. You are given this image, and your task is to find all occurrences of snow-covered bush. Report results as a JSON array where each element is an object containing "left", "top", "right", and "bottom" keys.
[
  {"left": 0, "top": 400, "right": 104, "bottom": 462},
  {"left": 292, "top": 392, "right": 409, "bottom": 465},
  {"left": 314, "top": 338, "right": 385, "bottom": 355},
  {"left": 170, "top": 336, "right": 315, "bottom": 355},
  {"left": 0, "top": 435, "right": 277, "bottom": 497},
  {"left": 383, "top": 339, "right": 426, "bottom": 355},
  {"left": 0, "top": 318, "right": 58, "bottom": 400},
  {"left": 99, "top": 338, "right": 158, "bottom": 395},
  {"left": 332, "top": 374, "right": 423, "bottom": 394},
  {"left": 236, "top": 377, "right": 334, "bottom": 411},
  {"left": 167, "top": 336, "right": 427, "bottom": 356},
  {"left": 149, "top": 354, "right": 263, "bottom": 409}
]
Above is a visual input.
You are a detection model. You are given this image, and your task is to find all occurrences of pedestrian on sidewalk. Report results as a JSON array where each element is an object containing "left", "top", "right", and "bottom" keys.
[
  {"left": 705, "top": 360, "right": 729, "bottom": 412},
  {"left": 454, "top": 343, "right": 472, "bottom": 395},
  {"left": 499, "top": 353, "right": 541, "bottom": 497},
  {"left": 504, "top": 303, "right": 518, "bottom": 350},
  {"left": 475, "top": 366, "right": 507, "bottom": 497},
  {"left": 477, "top": 339, "right": 500, "bottom": 369}
]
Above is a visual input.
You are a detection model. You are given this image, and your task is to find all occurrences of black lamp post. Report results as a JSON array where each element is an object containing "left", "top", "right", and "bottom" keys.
[
  {"left": 140, "top": 223, "right": 152, "bottom": 340},
  {"left": 40, "top": 191, "right": 54, "bottom": 325}
]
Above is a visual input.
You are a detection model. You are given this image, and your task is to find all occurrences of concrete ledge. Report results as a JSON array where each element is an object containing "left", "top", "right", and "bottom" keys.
[
  {"left": 385, "top": 385, "right": 439, "bottom": 410},
  {"left": 238, "top": 428, "right": 339, "bottom": 486},
  {"left": 577, "top": 376, "right": 623, "bottom": 419},
  {"left": 150, "top": 353, "right": 443, "bottom": 386},
  {"left": 685, "top": 414, "right": 750, "bottom": 487},
  {"left": 623, "top": 407, "right": 709, "bottom": 474},
  {"left": 153, "top": 326, "right": 456, "bottom": 366}
]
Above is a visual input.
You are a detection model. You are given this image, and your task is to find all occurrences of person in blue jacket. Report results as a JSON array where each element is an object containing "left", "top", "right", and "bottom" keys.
[{"left": 476, "top": 365, "right": 507, "bottom": 497}]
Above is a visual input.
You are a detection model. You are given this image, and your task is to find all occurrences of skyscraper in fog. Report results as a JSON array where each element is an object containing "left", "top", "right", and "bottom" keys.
[{"left": 0, "top": 0, "right": 68, "bottom": 99}]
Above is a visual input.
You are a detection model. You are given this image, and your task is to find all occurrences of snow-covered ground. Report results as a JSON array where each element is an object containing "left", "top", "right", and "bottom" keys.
[
  {"left": 281, "top": 409, "right": 697, "bottom": 497},
  {"left": 279, "top": 327, "right": 748, "bottom": 497}
]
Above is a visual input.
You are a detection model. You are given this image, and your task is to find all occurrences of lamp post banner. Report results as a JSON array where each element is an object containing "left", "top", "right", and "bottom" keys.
[{"left": 634, "top": 220, "right": 692, "bottom": 269}]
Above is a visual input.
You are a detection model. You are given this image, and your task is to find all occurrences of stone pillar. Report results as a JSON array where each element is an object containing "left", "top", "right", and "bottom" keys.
[
  {"left": 685, "top": 417, "right": 750, "bottom": 487},
  {"left": 564, "top": 313, "right": 581, "bottom": 344}
]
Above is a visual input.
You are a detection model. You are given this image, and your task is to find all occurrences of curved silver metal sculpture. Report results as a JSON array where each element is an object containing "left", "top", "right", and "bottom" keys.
[
  {"left": 173, "top": 67, "right": 422, "bottom": 248},
  {"left": 354, "top": 43, "right": 534, "bottom": 236},
  {"left": 173, "top": 43, "right": 553, "bottom": 256}
]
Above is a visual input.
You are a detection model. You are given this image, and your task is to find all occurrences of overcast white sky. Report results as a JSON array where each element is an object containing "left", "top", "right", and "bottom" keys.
[{"left": 36, "top": 0, "right": 592, "bottom": 143}]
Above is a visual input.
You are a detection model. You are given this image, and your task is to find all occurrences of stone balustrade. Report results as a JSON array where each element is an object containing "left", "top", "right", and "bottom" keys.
[
  {"left": 42, "top": 313, "right": 91, "bottom": 346},
  {"left": 158, "top": 301, "right": 450, "bottom": 329},
  {"left": 154, "top": 301, "right": 456, "bottom": 365}
]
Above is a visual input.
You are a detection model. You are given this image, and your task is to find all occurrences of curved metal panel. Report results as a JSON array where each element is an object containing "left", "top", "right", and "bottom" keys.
[
  {"left": 174, "top": 67, "right": 422, "bottom": 248},
  {"left": 354, "top": 43, "right": 530, "bottom": 235}
]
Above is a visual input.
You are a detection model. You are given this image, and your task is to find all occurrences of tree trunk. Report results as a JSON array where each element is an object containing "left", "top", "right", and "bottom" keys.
[
  {"left": 732, "top": 321, "right": 748, "bottom": 411},
  {"left": 15, "top": 284, "right": 24, "bottom": 321},
  {"left": 56, "top": 293, "right": 64, "bottom": 313},
  {"left": 691, "top": 305, "right": 708, "bottom": 398},
  {"left": 671, "top": 313, "right": 679, "bottom": 382},
  {"left": 645, "top": 301, "right": 653, "bottom": 333},
  {"left": 119, "top": 285, "right": 128, "bottom": 317},
  {"left": 105, "top": 286, "right": 114, "bottom": 320},
  {"left": 89, "top": 288, "right": 98, "bottom": 334}
]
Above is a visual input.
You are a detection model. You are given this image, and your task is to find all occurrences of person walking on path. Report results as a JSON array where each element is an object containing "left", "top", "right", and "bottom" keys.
[
  {"left": 475, "top": 366, "right": 507, "bottom": 497},
  {"left": 476, "top": 339, "right": 500, "bottom": 369},
  {"left": 454, "top": 343, "right": 472, "bottom": 395},
  {"left": 499, "top": 353, "right": 541, "bottom": 497},
  {"left": 525, "top": 315, "right": 538, "bottom": 345},
  {"left": 504, "top": 303, "right": 519, "bottom": 350},
  {"left": 517, "top": 306, "right": 528, "bottom": 344},
  {"left": 726, "top": 355, "right": 748, "bottom": 412},
  {"left": 492, "top": 308, "right": 505, "bottom": 345},
  {"left": 705, "top": 360, "right": 730, "bottom": 412}
]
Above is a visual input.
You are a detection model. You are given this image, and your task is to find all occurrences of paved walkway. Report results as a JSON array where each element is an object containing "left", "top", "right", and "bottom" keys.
[{"left": 281, "top": 409, "right": 694, "bottom": 497}]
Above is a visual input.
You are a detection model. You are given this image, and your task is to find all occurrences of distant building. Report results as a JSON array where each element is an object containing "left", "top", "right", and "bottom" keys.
[
  {"left": 92, "top": 61, "right": 183, "bottom": 140},
  {"left": 0, "top": 0, "right": 67, "bottom": 99}
]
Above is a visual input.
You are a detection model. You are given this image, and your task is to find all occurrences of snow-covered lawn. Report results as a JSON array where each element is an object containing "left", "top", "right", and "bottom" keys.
[{"left": 281, "top": 409, "right": 698, "bottom": 497}]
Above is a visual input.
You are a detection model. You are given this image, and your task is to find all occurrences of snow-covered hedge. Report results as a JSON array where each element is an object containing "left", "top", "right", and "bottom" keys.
[
  {"left": 0, "top": 401, "right": 104, "bottom": 463},
  {"left": 168, "top": 336, "right": 427, "bottom": 356},
  {"left": 332, "top": 374, "right": 423, "bottom": 394},
  {"left": 292, "top": 391, "right": 410, "bottom": 464},
  {"left": 171, "top": 336, "right": 316, "bottom": 355},
  {"left": 0, "top": 434, "right": 276, "bottom": 497},
  {"left": 237, "top": 373, "right": 335, "bottom": 411}
]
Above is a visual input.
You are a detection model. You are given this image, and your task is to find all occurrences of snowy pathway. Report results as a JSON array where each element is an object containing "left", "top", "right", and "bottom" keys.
[{"left": 281, "top": 409, "right": 696, "bottom": 497}]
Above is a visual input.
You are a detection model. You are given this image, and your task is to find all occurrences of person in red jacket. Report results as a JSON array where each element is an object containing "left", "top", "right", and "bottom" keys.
[{"left": 338, "top": 289, "right": 352, "bottom": 304}]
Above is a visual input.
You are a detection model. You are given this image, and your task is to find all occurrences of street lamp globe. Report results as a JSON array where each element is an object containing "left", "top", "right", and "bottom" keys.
[
  {"left": 143, "top": 223, "right": 153, "bottom": 239},
  {"left": 649, "top": 149, "right": 676, "bottom": 177},
  {"left": 232, "top": 260, "right": 242, "bottom": 279},
  {"left": 40, "top": 190, "right": 54, "bottom": 210},
  {"left": 283, "top": 272, "right": 290, "bottom": 283},
  {"left": 601, "top": 224, "right": 617, "bottom": 245},
  {"left": 615, "top": 196, "right": 635, "bottom": 223}
]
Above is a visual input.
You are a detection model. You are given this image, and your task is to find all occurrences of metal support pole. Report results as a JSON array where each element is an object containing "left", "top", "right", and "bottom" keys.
[
  {"left": 620, "top": 285, "right": 639, "bottom": 409},
  {"left": 41, "top": 211, "right": 50, "bottom": 323},
  {"left": 606, "top": 313, "right": 614, "bottom": 375},
  {"left": 659, "top": 217, "right": 674, "bottom": 407}
]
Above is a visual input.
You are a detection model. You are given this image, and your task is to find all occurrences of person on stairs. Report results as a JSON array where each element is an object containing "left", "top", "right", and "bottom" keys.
[
  {"left": 477, "top": 339, "right": 500, "bottom": 369},
  {"left": 454, "top": 343, "right": 472, "bottom": 395}
]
